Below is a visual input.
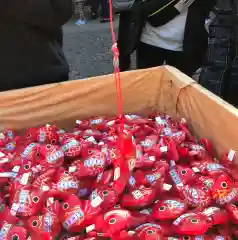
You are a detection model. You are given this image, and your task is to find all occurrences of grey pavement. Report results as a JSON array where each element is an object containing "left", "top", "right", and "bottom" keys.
[
  {"left": 63, "top": 17, "right": 136, "bottom": 80},
  {"left": 63, "top": 18, "right": 119, "bottom": 80}
]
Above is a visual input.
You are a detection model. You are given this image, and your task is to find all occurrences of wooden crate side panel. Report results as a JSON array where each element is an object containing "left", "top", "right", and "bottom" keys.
[
  {"left": 0, "top": 68, "right": 164, "bottom": 132},
  {"left": 163, "top": 66, "right": 238, "bottom": 157}
]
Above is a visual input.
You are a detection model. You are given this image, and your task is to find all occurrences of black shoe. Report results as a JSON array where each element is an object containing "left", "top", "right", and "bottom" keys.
[{"left": 100, "top": 18, "right": 110, "bottom": 23}]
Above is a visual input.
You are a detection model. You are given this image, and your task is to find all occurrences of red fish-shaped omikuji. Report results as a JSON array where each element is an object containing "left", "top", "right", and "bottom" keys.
[
  {"left": 71, "top": 152, "right": 106, "bottom": 178},
  {"left": 0, "top": 223, "right": 28, "bottom": 240},
  {"left": 201, "top": 206, "right": 228, "bottom": 226},
  {"left": 225, "top": 203, "right": 238, "bottom": 224},
  {"left": 0, "top": 204, "right": 19, "bottom": 226},
  {"left": 134, "top": 161, "right": 168, "bottom": 188},
  {"left": 152, "top": 198, "right": 187, "bottom": 221},
  {"left": 89, "top": 186, "right": 118, "bottom": 211},
  {"left": 47, "top": 168, "right": 79, "bottom": 198},
  {"left": 9, "top": 185, "right": 46, "bottom": 217},
  {"left": 134, "top": 145, "right": 156, "bottom": 170},
  {"left": 172, "top": 212, "right": 210, "bottom": 236},
  {"left": 27, "top": 199, "right": 61, "bottom": 240},
  {"left": 178, "top": 142, "right": 209, "bottom": 161},
  {"left": 39, "top": 144, "right": 64, "bottom": 172},
  {"left": 120, "top": 187, "right": 157, "bottom": 210},
  {"left": 86, "top": 209, "right": 147, "bottom": 237},
  {"left": 60, "top": 194, "right": 85, "bottom": 233},
  {"left": 181, "top": 184, "right": 212, "bottom": 209},
  {"left": 111, "top": 130, "right": 137, "bottom": 195},
  {"left": 36, "top": 124, "right": 59, "bottom": 145},
  {"left": 212, "top": 174, "right": 238, "bottom": 205},
  {"left": 61, "top": 136, "right": 81, "bottom": 158},
  {"left": 93, "top": 169, "right": 113, "bottom": 189},
  {"left": 134, "top": 223, "right": 163, "bottom": 240}
]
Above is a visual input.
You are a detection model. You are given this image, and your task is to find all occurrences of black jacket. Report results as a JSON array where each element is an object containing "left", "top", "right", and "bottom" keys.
[
  {"left": 0, "top": 0, "right": 74, "bottom": 91},
  {"left": 118, "top": 0, "right": 217, "bottom": 72}
]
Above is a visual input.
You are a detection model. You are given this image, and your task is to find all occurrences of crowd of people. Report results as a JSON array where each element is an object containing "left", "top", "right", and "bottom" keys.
[
  {"left": 0, "top": 0, "right": 237, "bottom": 105},
  {"left": 76, "top": 0, "right": 110, "bottom": 25}
]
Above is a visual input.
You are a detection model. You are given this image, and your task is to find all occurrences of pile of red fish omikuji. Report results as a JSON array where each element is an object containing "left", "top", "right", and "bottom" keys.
[{"left": 0, "top": 114, "right": 238, "bottom": 240}]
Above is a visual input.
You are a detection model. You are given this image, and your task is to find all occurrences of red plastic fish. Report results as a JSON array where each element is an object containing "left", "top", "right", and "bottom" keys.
[
  {"left": 61, "top": 136, "right": 81, "bottom": 158},
  {"left": 10, "top": 185, "right": 46, "bottom": 217},
  {"left": 60, "top": 194, "right": 85, "bottom": 233},
  {"left": 0, "top": 204, "right": 19, "bottom": 225},
  {"left": 196, "top": 175, "right": 216, "bottom": 189},
  {"left": 140, "top": 135, "right": 158, "bottom": 153},
  {"left": 220, "top": 149, "right": 236, "bottom": 167},
  {"left": 169, "top": 164, "right": 197, "bottom": 190},
  {"left": 49, "top": 168, "right": 79, "bottom": 197},
  {"left": 134, "top": 145, "right": 156, "bottom": 170},
  {"left": 89, "top": 186, "right": 118, "bottom": 211},
  {"left": 15, "top": 142, "right": 40, "bottom": 164},
  {"left": 212, "top": 174, "right": 238, "bottom": 205},
  {"left": 134, "top": 223, "right": 163, "bottom": 240},
  {"left": 93, "top": 169, "right": 113, "bottom": 189},
  {"left": 134, "top": 163, "right": 167, "bottom": 190},
  {"left": 225, "top": 203, "right": 238, "bottom": 224},
  {"left": 181, "top": 184, "right": 212, "bottom": 208},
  {"left": 0, "top": 223, "right": 27, "bottom": 240},
  {"left": 32, "top": 169, "right": 56, "bottom": 188},
  {"left": 27, "top": 200, "right": 61, "bottom": 239},
  {"left": 88, "top": 116, "right": 109, "bottom": 132},
  {"left": 178, "top": 142, "right": 208, "bottom": 161},
  {"left": 36, "top": 124, "right": 59, "bottom": 145},
  {"left": 202, "top": 206, "right": 228, "bottom": 225},
  {"left": 39, "top": 144, "right": 64, "bottom": 172},
  {"left": 72, "top": 153, "right": 106, "bottom": 178},
  {"left": 75, "top": 119, "right": 90, "bottom": 130},
  {"left": 120, "top": 187, "right": 157, "bottom": 210},
  {"left": 172, "top": 212, "right": 210, "bottom": 236},
  {"left": 82, "top": 129, "right": 103, "bottom": 142},
  {"left": 152, "top": 198, "right": 187, "bottom": 221},
  {"left": 191, "top": 161, "right": 226, "bottom": 177},
  {"left": 86, "top": 209, "right": 147, "bottom": 237},
  {"left": 111, "top": 130, "right": 136, "bottom": 195}
]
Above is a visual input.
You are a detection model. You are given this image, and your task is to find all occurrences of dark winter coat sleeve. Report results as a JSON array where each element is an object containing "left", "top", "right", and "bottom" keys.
[{"left": 1, "top": 0, "right": 74, "bottom": 30}]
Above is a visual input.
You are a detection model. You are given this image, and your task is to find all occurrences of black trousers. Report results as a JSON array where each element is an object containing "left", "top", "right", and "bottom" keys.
[
  {"left": 136, "top": 42, "right": 196, "bottom": 77},
  {"left": 100, "top": 0, "right": 109, "bottom": 18},
  {"left": 90, "top": 0, "right": 99, "bottom": 15}
]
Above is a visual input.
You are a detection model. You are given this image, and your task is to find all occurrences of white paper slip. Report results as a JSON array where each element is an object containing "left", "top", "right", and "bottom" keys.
[{"left": 174, "top": 0, "right": 195, "bottom": 12}]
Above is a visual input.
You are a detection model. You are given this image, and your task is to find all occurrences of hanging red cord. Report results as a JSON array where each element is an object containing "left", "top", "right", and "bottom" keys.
[{"left": 108, "top": 0, "right": 124, "bottom": 122}]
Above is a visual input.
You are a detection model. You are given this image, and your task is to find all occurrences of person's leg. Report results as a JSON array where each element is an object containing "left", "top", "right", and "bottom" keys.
[
  {"left": 136, "top": 42, "right": 166, "bottom": 69},
  {"left": 100, "top": 0, "right": 110, "bottom": 23},
  {"left": 91, "top": 0, "right": 99, "bottom": 19},
  {"left": 166, "top": 50, "right": 195, "bottom": 77},
  {"left": 76, "top": 0, "right": 87, "bottom": 24}
]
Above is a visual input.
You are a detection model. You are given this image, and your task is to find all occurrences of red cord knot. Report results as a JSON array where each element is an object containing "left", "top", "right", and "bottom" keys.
[{"left": 112, "top": 43, "right": 119, "bottom": 68}]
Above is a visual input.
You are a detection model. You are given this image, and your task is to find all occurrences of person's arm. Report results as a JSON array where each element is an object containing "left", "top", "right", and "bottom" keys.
[{"left": 2, "top": 0, "right": 74, "bottom": 30}]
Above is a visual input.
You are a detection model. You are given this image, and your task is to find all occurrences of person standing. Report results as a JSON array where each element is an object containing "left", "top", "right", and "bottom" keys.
[
  {"left": 76, "top": 0, "right": 87, "bottom": 25},
  {"left": 137, "top": 0, "right": 217, "bottom": 76},
  {"left": 90, "top": 0, "right": 100, "bottom": 19},
  {"left": 118, "top": 0, "right": 217, "bottom": 76},
  {"left": 0, "top": 0, "right": 74, "bottom": 91},
  {"left": 100, "top": 0, "right": 110, "bottom": 23}
]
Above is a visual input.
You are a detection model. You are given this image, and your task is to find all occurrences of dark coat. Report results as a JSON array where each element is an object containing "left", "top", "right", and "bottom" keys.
[{"left": 0, "top": 0, "right": 74, "bottom": 91}]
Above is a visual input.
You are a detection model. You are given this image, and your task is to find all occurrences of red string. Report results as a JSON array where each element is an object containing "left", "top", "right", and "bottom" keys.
[{"left": 108, "top": 0, "right": 124, "bottom": 124}]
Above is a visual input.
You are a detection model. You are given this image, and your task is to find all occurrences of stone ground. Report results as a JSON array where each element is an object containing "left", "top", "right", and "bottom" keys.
[{"left": 63, "top": 17, "right": 135, "bottom": 80}]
